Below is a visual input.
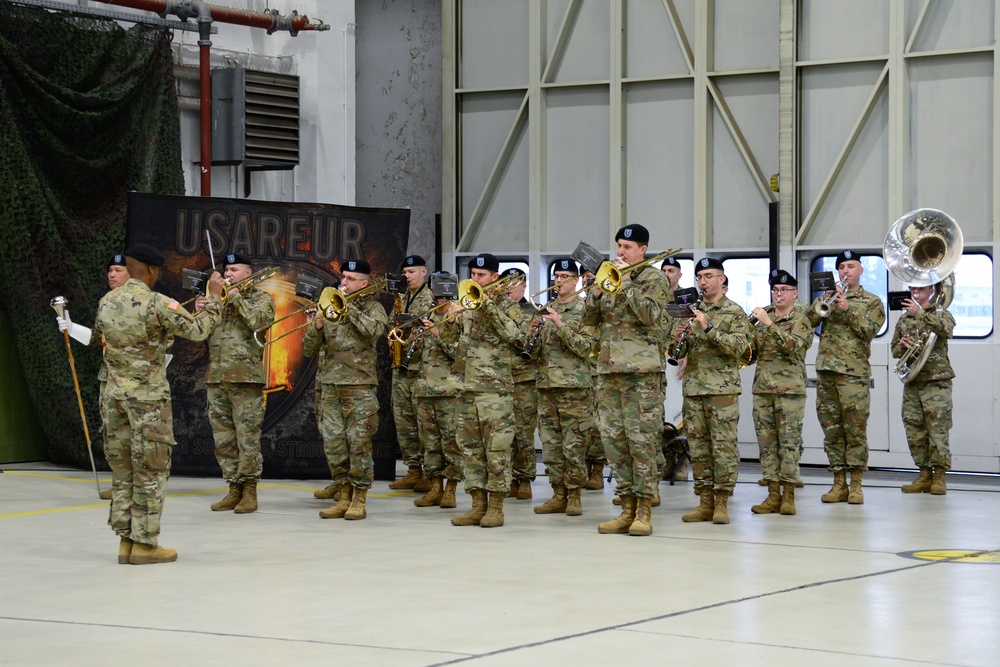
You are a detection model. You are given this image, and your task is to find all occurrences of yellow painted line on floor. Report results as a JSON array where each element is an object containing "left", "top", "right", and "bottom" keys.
[
  {"left": 4, "top": 471, "right": 112, "bottom": 485},
  {"left": 901, "top": 549, "right": 1000, "bottom": 564}
]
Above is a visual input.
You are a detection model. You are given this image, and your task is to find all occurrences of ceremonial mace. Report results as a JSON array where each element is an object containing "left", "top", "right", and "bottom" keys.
[{"left": 50, "top": 296, "right": 103, "bottom": 498}]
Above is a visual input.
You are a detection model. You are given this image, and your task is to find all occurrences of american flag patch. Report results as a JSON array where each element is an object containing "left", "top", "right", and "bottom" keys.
[{"left": 168, "top": 299, "right": 180, "bottom": 311}]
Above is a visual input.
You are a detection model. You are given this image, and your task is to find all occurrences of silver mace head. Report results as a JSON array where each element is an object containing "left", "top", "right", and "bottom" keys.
[{"left": 50, "top": 296, "right": 68, "bottom": 318}]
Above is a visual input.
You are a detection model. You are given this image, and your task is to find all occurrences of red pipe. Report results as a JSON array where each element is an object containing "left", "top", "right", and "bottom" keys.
[{"left": 198, "top": 9, "right": 212, "bottom": 196}]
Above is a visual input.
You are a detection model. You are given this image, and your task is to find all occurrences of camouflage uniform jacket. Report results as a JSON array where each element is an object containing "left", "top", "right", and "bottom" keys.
[
  {"left": 536, "top": 297, "right": 594, "bottom": 390},
  {"left": 93, "top": 279, "right": 221, "bottom": 401},
  {"left": 439, "top": 293, "right": 529, "bottom": 393},
  {"left": 396, "top": 285, "right": 435, "bottom": 375},
  {"left": 205, "top": 287, "right": 275, "bottom": 384},
  {"left": 806, "top": 287, "right": 885, "bottom": 378},
  {"left": 302, "top": 297, "right": 388, "bottom": 386},
  {"left": 511, "top": 299, "right": 540, "bottom": 384},
  {"left": 414, "top": 315, "right": 466, "bottom": 398},
  {"left": 750, "top": 307, "right": 813, "bottom": 395},
  {"left": 581, "top": 264, "right": 671, "bottom": 375},
  {"left": 890, "top": 306, "right": 955, "bottom": 381},
  {"left": 656, "top": 283, "right": 677, "bottom": 362},
  {"left": 677, "top": 295, "right": 750, "bottom": 397}
]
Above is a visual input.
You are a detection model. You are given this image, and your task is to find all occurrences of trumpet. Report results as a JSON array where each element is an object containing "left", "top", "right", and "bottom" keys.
[
  {"left": 253, "top": 286, "right": 339, "bottom": 347},
  {"left": 324, "top": 277, "right": 389, "bottom": 323},
  {"left": 567, "top": 248, "right": 682, "bottom": 299},
  {"left": 386, "top": 301, "right": 452, "bottom": 343},
  {"left": 184, "top": 265, "right": 279, "bottom": 309},
  {"left": 814, "top": 280, "right": 847, "bottom": 318},
  {"left": 457, "top": 271, "right": 525, "bottom": 310}
]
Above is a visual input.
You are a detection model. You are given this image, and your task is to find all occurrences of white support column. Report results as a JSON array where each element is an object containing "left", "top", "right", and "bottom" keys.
[
  {"left": 692, "top": 0, "right": 713, "bottom": 252},
  {"left": 777, "top": 0, "right": 795, "bottom": 271}
]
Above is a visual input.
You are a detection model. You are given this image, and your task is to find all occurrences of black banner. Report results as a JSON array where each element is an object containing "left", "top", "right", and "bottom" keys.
[{"left": 126, "top": 192, "right": 409, "bottom": 479}]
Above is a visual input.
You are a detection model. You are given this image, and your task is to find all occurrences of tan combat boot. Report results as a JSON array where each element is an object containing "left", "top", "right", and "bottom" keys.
[
  {"left": 506, "top": 479, "right": 518, "bottom": 498},
  {"left": 584, "top": 462, "right": 605, "bottom": 490},
  {"left": 902, "top": 467, "right": 933, "bottom": 493},
  {"left": 118, "top": 537, "right": 133, "bottom": 565},
  {"left": 821, "top": 471, "right": 849, "bottom": 503},
  {"left": 344, "top": 487, "right": 368, "bottom": 520},
  {"left": 480, "top": 492, "right": 506, "bottom": 528},
  {"left": 847, "top": 470, "right": 864, "bottom": 505},
  {"left": 314, "top": 483, "right": 341, "bottom": 499},
  {"left": 534, "top": 485, "right": 567, "bottom": 514},
  {"left": 682, "top": 488, "right": 715, "bottom": 522},
  {"left": 451, "top": 489, "right": 488, "bottom": 526},
  {"left": 751, "top": 481, "right": 781, "bottom": 514},
  {"left": 598, "top": 496, "right": 636, "bottom": 534},
  {"left": 713, "top": 490, "right": 731, "bottom": 524},
  {"left": 929, "top": 467, "right": 947, "bottom": 495},
  {"left": 129, "top": 543, "right": 177, "bottom": 565},
  {"left": 566, "top": 487, "right": 583, "bottom": 516},
  {"left": 413, "top": 472, "right": 432, "bottom": 493},
  {"left": 388, "top": 467, "right": 422, "bottom": 490},
  {"left": 440, "top": 479, "right": 459, "bottom": 508},
  {"left": 516, "top": 479, "right": 533, "bottom": 500},
  {"left": 211, "top": 482, "right": 243, "bottom": 511},
  {"left": 628, "top": 497, "right": 653, "bottom": 536},
  {"left": 779, "top": 483, "right": 797, "bottom": 515},
  {"left": 414, "top": 477, "right": 444, "bottom": 507},
  {"left": 234, "top": 482, "right": 257, "bottom": 514},
  {"left": 100, "top": 488, "right": 112, "bottom": 500},
  {"left": 319, "top": 485, "right": 352, "bottom": 519},
  {"left": 652, "top": 488, "right": 661, "bottom": 507}
]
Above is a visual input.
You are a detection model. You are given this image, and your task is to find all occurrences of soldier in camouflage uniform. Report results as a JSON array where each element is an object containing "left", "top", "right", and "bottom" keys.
[
  {"left": 532, "top": 258, "right": 596, "bottom": 517},
  {"left": 57, "top": 252, "right": 132, "bottom": 500},
  {"left": 303, "top": 259, "right": 388, "bottom": 521},
  {"left": 439, "top": 253, "right": 529, "bottom": 528},
  {"left": 92, "top": 244, "right": 223, "bottom": 565},
  {"left": 195, "top": 253, "right": 275, "bottom": 515},
  {"left": 674, "top": 258, "right": 749, "bottom": 525},
  {"left": 657, "top": 255, "right": 685, "bottom": 484},
  {"left": 582, "top": 224, "right": 671, "bottom": 537},
  {"left": 580, "top": 270, "right": 608, "bottom": 491},
  {"left": 747, "top": 270, "right": 812, "bottom": 516},
  {"left": 502, "top": 267, "right": 539, "bottom": 500},
  {"left": 891, "top": 283, "right": 955, "bottom": 495},
  {"left": 412, "top": 273, "right": 466, "bottom": 508},
  {"left": 387, "top": 255, "right": 436, "bottom": 493},
  {"left": 805, "top": 250, "right": 885, "bottom": 505}
]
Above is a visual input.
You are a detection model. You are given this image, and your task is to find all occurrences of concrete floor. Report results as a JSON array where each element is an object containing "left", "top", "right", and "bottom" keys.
[{"left": 1, "top": 461, "right": 998, "bottom": 667}]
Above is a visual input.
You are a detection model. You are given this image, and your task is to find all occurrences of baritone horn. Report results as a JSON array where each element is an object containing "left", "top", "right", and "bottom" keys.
[{"left": 883, "top": 208, "right": 963, "bottom": 382}]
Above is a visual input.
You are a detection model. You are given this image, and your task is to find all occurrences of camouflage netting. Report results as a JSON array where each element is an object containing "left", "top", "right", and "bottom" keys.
[{"left": 0, "top": 5, "right": 184, "bottom": 467}]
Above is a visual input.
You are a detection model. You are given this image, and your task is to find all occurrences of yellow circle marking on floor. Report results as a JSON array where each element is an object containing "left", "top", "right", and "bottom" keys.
[{"left": 902, "top": 550, "right": 1000, "bottom": 564}]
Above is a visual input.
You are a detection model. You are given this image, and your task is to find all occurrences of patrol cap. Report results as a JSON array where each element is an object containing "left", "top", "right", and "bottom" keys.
[
  {"left": 769, "top": 269, "right": 798, "bottom": 287},
  {"left": 694, "top": 257, "right": 725, "bottom": 275},
  {"left": 661, "top": 256, "right": 680, "bottom": 270},
  {"left": 107, "top": 252, "right": 126, "bottom": 270},
  {"left": 343, "top": 259, "right": 371, "bottom": 275},
  {"left": 552, "top": 257, "right": 580, "bottom": 275},
  {"left": 401, "top": 255, "right": 426, "bottom": 269},
  {"left": 125, "top": 243, "right": 165, "bottom": 267},
  {"left": 835, "top": 249, "right": 860, "bottom": 268},
  {"left": 614, "top": 224, "right": 649, "bottom": 246},
  {"left": 223, "top": 252, "right": 253, "bottom": 267},
  {"left": 500, "top": 267, "right": 525, "bottom": 280},
  {"left": 468, "top": 253, "right": 500, "bottom": 273}
]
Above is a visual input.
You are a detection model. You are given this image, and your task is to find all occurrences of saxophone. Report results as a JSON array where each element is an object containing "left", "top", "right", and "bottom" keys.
[{"left": 389, "top": 293, "right": 404, "bottom": 369}]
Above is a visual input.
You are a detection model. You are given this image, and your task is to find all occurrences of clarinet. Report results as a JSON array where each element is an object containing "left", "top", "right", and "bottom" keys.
[
  {"left": 399, "top": 325, "right": 424, "bottom": 372},
  {"left": 521, "top": 319, "right": 546, "bottom": 360}
]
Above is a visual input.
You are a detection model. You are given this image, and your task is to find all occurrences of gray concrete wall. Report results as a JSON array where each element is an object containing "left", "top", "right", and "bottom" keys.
[{"left": 355, "top": 0, "right": 441, "bottom": 270}]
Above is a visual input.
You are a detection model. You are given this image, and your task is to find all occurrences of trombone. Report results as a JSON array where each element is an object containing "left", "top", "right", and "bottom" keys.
[{"left": 567, "top": 248, "right": 682, "bottom": 299}]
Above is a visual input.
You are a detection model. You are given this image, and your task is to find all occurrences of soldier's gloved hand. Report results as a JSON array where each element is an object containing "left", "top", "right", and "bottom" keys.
[
  {"left": 56, "top": 311, "right": 71, "bottom": 333},
  {"left": 57, "top": 310, "right": 93, "bottom": 345}
]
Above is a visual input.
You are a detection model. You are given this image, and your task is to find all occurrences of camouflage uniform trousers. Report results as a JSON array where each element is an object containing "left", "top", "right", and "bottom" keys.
[
  {"left": 596, "top": 373, "right": 660, "bottom": 499},
  {"left": 103, "top": 396, "right": 174, "bottom": 546},
  {"left": 902, "top": 379, "right": 953, "bottom": 470},
  {"left": 685, "top": 394, "right": 740, "bottom": 493},
  {"left": 511, "top": 379, "right": 539, "bottom": 482},
  {"left": 816, "top": 370, "right": 870, "bottom": 471},
  {"left": 656, "top": 374, "right": 667, "bottom": 471},
  {"left": 586, "top": 385, "right": 607, "bottom": 464},
  {"left": 752, "top": 393, "right": 805, "bottom": 485},
  {"left": 537, "top": 387, "right": 592, "bottom": 489},
  {"left": 391, "top": 371, "right": 423, "bottom": 469},
  {"left": 415, "top": 395, "right": 464, "bottom": 481},
  {"left": 454, "top": 391, "right": 514, "bottom": 494},
  {"left": 207, "top": 382, "right": 265, "bottom": 484},
  {"left": 317, "top": 383, "right": 379, "bottom": 489}
]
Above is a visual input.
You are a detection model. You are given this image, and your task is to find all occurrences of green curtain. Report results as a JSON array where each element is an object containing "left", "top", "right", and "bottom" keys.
[{"left": 0, "top": 5, "right": 184, "bottom": 466}]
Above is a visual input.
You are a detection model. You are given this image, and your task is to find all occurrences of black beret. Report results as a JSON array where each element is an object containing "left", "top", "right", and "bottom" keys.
[
  {"left": 694, "top": 257, "right": 724, "bottom": 275},
  {"left": 401, "top": 255, "right": 426, "bottom": 269},
  {"left": 552, "top": 257, "right": 580, "bottom": 275},
  {"left": 343, "top": 259, "right": 371, "bottom": 275},
  {"left": 769, "top": 269, "right": 798, "bottom": 287},
  {"left": 125, "top": 243, "right": 165, "bottom": 267},
  {"left": 614, "top": 224, "right": 650, "bottom": 246},
  {"left": 107, "top": 252, "right": 127, "bottom": 269},
  {"left": 224, "top": 252, "right": 253, "bottom": 267},
  {"left": 835, "top": 249, "right": 860, "bottom": 268},
  {"left": 500, "top": 267, "right": 525, "bottom": 280},
  {"left": 468, "top": 253, "right": 500, "bottom": 273},
  {"left": 661, "top": 256, "right": 680, "bottom": 270}
]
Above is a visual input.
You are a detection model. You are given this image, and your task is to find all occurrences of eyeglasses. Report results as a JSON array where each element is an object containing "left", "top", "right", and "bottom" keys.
[{"left": 771, "top": 287, "right": 796, "bottom": 294}]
